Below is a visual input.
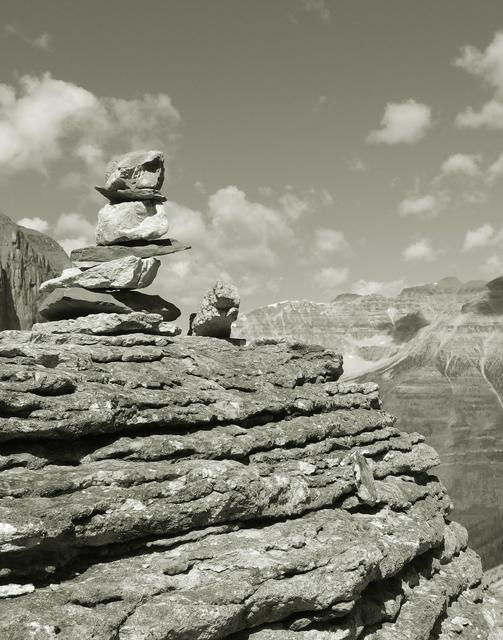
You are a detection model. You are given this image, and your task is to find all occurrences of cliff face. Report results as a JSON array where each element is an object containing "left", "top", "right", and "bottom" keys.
[
  {"left": 0, "top": 212, "right": 71, "bottom": 330},
  {"left": 0, "top": 327, "right": 501, "bottom": 638},
  {"left": 232, "top": 278, "right": 503, "bottom": 568}
]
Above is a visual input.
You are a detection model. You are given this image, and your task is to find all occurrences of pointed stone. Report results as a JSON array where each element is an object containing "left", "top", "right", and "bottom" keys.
[
  {"left": 39, "top": 256, "right": 160, "bottom": 294},
  {"left": 70, "top": 239, "right": 190, "bottom": 263},
  {"left": 96, "top": 201, "right": 170, "bottom": 246}
]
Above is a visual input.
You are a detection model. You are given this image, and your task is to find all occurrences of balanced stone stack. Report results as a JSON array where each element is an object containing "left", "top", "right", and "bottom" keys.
[{"left": 38, "top": 151, "right": 190, "bottom": 335}]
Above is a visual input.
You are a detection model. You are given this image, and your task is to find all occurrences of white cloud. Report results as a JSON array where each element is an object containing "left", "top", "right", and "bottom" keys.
[
  {"left": 440, "top": 153, "right": 481, "bottom": 177},
  {"left": 348, "top": 158, "right": 367, "bottom": 172},
  {"left": 53, "top": 212, "right": 95, "bottom": 255},
  {"left": 300, "top": 0, "right": 331, "bottom": 22},
  {"left": 462, "top": 224, "right": 495, "bottom": 251},
  {"left": 314, "top": 228, "right": 350, "bottom": 253},
  {"left": 5, "top": 25, "right": 51, "bottom": 50},
  {"left": 455, "top": 32, "right": 503, "bottom": 129},
  {"left": 487, "top": 152, "right": 503, "bottom": 183},
  {"left": 398, "top": 193, "right": 447, "bottom": 218},
  {"left": 481, "top": 254, "right": 503, "bottom": 278},
  {"left": 0, "top": 73, "right": 180, "bottom": 177},
  {"left": 367, "top": 99, "right": 432, "bottom": 144},
  {"left": 17, "top": 216, "right": 49, "bottom": 233},
  {"left": 158, "top": 185, "right": 340, "bottom": 307},
  {"left": 314, "top": 266, "right": 349, "bottom": 291},
  {"left": 351, "top": 278, "right": 405, "bottom": 297},
  {"left": 402, "top": 239, "right": 437, "bottom": 262}
]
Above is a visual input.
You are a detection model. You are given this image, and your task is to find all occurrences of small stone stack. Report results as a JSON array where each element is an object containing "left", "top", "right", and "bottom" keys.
[{"left": 38, "top": 150, "right": 190, "bottom": 334}]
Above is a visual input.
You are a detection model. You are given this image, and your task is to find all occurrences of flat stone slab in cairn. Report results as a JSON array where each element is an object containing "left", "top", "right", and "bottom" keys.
[
  {"left": 96, "top": 201, "right": 170, "bottom": 246},
  {"left": 70, "top": 238, "right": 190, "bottom": 263},
  {"left": 95, "top": 186, "right": 166, "bottom": 203},
  {"left": 104, "top": 149, "right": 164, "bottom": 191},
  {"left": 39, "top": 256, "right": 160, "bottom": 294},
  {"left": 38, "top": 288, "right": 181, "bottom": 321},
  {"left": 32, "top": 311, "right": 181, "bottom": 336}
]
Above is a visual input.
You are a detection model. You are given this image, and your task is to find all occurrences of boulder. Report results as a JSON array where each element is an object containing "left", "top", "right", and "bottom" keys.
[
  {"left": 32, "top": 311, "right": 166, "bottom": 335},
  {"left": 191, "top": 280, "right": 240, "bottom": 338},
  {"left": 38, "top": 288, "right": 180, "bottom": 322},
  {"left": 96, "top": 201, "right": 170, "bottom": 246},
  {"left": 70, "top": 238, "right": 190, "bottom": 263},
  {"left": 104, "top": 149, "right": 164, "bottom": 191},
  {"left": 39, "top": 256, "right": 160, "bottom": 294},
  {"left": 95, "top": 186, "right": 166, "bottom": 203}
]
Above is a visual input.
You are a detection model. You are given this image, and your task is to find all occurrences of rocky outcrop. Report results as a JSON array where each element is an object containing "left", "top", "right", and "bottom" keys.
[
  {"left": 0, "top": 328, "right": 500, "bottom": 638},
  {"left": 233, "top": 277, "right": 503, "bottom": 569},
  {"left": 0, "top": 212, "right": 71, "bottom": 330}
]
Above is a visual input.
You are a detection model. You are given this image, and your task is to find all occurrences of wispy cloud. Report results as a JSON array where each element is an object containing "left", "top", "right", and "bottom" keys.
[
  {"left": 351, "top": 278, "right": 406, "bottom": 297},
  {"left": 5, "top": 24, "right": 51, "bottom": 50},
  {"left": 367, "top": 99, "right": 432, "bottom": 144},
  {"left": 455, "top": 31, "right": 503, "bottom": 129},
  {"left": 299, "top": 0, "right": 331, "bottom": 23},
  {"left": 398, "top": 192, "right": 449, "bottom": 218},
  {"left": 402, "top": 238, "right": 438, "bottom": 262},
  {"left": 0, "top": 72, "right": 180, "bottom": 179},
  {"left": 439, "top": 153, "right": 481, "bottom": 177}
]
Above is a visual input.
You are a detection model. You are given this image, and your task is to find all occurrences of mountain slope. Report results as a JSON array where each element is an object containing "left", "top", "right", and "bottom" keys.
[
  {"left": 0, "top": 211, "right": 71, "bottom": 329},
  {"left": 233, "top": 277, "right": 503, "bottom": 568}
]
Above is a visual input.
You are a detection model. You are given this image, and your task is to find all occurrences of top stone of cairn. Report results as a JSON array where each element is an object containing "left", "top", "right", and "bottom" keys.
[{"left": 97, "top": 150, "right": 165, "bottom": 202}]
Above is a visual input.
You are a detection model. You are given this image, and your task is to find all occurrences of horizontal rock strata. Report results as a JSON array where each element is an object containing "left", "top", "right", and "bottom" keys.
[{"left": 0, "top": 333, "right": 498, "bottom": 638}]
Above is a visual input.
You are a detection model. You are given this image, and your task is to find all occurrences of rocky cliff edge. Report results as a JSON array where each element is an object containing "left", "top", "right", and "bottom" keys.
[{"left": 0, "top": 327, "right": 501, "bottom": 639}]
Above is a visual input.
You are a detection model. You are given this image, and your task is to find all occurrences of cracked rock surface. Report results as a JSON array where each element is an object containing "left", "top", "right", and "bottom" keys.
[{"left": 0, "top": 331, "right": 499, "bottom": 639}]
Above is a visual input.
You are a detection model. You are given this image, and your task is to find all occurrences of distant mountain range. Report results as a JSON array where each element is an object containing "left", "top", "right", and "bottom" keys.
[
  {"left": 0, "top": 212, "right": 71, "bottom": 329},
  {"left": 233, "top": 276, "right": 503, "bottom": 568}
]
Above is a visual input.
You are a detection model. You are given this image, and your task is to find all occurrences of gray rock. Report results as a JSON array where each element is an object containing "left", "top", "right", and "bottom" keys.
[
  {"left": 96, "top": 201, "right": 170, "bottom": 246},
  {"left": 95, "top": 186, "right": 166, "bottom": 203},
  {"left": 39, "top": 256, "right": 160, "bottom": 294},
  {"left": 70, "top": 238, "right": 190, "bottom": 263},
  {"left": 191, "top": 280, "right": 240, "bottom": 338},
  {"left": 104, "top": 149, "right": 164, "bottom": 191},
  {"left": 38, "top": 288, "right": 180, "bottom": 322},
  {"left": 32, "top": 311, "right": 165, "bottom": 335}
]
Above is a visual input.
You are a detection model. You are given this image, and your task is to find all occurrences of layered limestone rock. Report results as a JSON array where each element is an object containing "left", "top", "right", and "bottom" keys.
[
  {"left": 191, "top": 280, "right": 240, "bottom": 338},
  {"left": 0, "top": 329, "right": 500, "bottom": 638},
  {"left": 233, "top": 277, "right": 503, "bottom": 569},
  {"left": 0, "top": 211, "right": 70, "bottom": 330}
]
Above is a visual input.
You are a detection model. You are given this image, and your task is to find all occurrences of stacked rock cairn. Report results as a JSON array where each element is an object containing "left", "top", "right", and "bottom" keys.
[{"left": 37, "top": 150, "right": 191, "bottom": 336}]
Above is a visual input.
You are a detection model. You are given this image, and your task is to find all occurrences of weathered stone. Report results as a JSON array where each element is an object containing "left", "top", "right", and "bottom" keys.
[
  {"left": 32, "top": 312, "right": 164, "bottom": 336},
  {"left": 38, "top": 288, "right": 180, "bottom": 322},
  {"left": 0, "top": 331, "right": 499, "bottom": 638},
  {"left": 192, "top": 280, "right": 240, "bottom": 338},
  {"left": 70, "top": 238, "right": 190, "bottom": 263},
  {"left": 95, "top": 186, "right": 166, "bottom": 203},
  {"left": 96, "top": 201, "right": 170, "bottom": 245},
  {"left": 104, "top": 149, "right": 164, "bottom": 191},
  {"left": 39, "top": 256, "right": 160, "bottom": 294}
]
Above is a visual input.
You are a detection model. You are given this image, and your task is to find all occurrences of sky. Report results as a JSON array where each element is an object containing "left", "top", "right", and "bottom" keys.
[{"left": 2, "top": 0, "right": 503, "bottom": 317}]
